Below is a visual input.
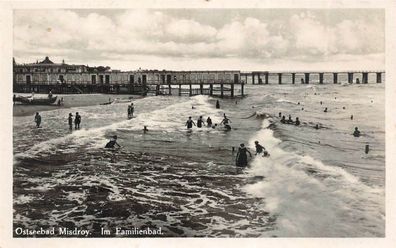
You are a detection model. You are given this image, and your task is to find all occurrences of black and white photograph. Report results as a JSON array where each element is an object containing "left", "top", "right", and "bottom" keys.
[{"left": 1, "top": 0, "right": 396, "bottom": 246}]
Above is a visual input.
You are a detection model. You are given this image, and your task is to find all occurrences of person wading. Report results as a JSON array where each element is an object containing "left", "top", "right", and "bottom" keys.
[
  {"left": 185, "top": 117, "right": 196, "bottom": 129},
  {"left": 68, "top": 113, "right": 73, "bottom": 130},
  {"left": 75, "top": 112, "right": 81, "bottom": 129},
  {"left": 236, "top": 143, "right": 252, "bottom": 167},
  {"left": 34, "top": 112, "right": 41, "bottom": 128}
]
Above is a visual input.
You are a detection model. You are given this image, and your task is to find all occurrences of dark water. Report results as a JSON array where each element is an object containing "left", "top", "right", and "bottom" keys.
[{"left": 13, "top": 84, "right": 385, "bottom": 237}]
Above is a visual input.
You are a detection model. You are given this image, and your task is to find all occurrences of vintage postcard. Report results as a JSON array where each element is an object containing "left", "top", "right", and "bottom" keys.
[{"left": 1, "top": 0, "right": 395, "bottom": 247}]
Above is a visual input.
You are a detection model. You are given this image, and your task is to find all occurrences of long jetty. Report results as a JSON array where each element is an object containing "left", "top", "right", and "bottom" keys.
[
  {"left": 13, "top": 57, "right": 385, "bottom": 98},
  {"left": 242, "top": 70, "right": 385, "bottom": 85}
]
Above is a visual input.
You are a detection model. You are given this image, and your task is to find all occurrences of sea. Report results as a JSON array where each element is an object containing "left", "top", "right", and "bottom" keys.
[{"left": 13, "top": 82, "right": 385, "bottom": 237}]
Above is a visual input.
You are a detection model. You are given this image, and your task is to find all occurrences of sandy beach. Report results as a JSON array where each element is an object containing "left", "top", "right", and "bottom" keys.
[{"left": 13, "top": 94, "right": 142, "bottom": 117}]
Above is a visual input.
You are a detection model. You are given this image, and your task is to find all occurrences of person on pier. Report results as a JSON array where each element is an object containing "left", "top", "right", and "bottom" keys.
[{"left": 185, "top": 117, "right": 196, "bottom": 129}]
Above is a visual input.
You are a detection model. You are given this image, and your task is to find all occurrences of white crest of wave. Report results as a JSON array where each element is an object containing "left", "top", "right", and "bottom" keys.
[{"left": 243, "top": 118, "right": 384, "bottom": 237}]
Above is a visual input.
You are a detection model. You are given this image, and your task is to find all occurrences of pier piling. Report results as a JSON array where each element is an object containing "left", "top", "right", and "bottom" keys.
[
  {"left": 231, "top": 84, "right": 234, "bottom": 97},
  {"left": 348, "top": 73, "right": 354, "bottom": 84},
  {"left": 305, "top": 73, "right": 310, "bottom": 84},
  {"left": 333, "top": 73, "right": 338, "bottom": 84},
  {"left": 376, "top": 73, "right": 382, "bottom": 83},
  {"left": 319, "top": 73, "right": 324, "bottom": 84},
  {"left": 265, "top": 72, "right": 269, "bottom": 84}
]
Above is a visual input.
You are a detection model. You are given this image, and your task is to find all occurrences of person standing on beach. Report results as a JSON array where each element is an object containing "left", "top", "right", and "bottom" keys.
[
  {"left": 185, "top": 117, "right": 196, "bottom": 129},
  {"left": 197, "top": 116, "right": 205, "bottom": 128},
  {"left": 48, "top": 90, "right": 53, "bottom": 99},
  {"left": 68, "top": 113, "right": 73, "bottom": 130},
  {"left": 34, "top": 112, "right": 41, "bottom": 128},
  {"left": 75, "top": 112, "right": 81, "bottom": 129},
  {"left": 236, "top": 144, "right": 252, "bottom": 167}
]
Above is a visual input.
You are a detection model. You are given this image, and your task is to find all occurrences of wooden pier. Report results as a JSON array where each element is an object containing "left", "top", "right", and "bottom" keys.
[
  {"left": 241, "top": 70, "right": 385, "bottom": 85},
  {"left": 13, "top": 57, "right": 384, "bottom": 98}
]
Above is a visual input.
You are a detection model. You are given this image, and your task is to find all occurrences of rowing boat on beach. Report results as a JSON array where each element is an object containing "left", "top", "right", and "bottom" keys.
[{"left": 18, "top": 96, "right": 58, "bottom": 105}]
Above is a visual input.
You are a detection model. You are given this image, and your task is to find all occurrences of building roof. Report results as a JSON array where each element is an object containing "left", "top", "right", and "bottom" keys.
[{"left": 39, "top": 56, "right": 54, "bottom": 64}]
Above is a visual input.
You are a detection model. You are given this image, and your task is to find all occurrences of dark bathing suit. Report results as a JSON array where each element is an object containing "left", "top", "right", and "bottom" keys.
[
  {"left": 236, "top": 147, "right": 249, "bottom": 167},
  {"left": 256, "top": 144, "right": 264, "bottom": 154},
  {"left": 105, "top": 139, "right": 117, "bottom": 148},
  {"left": 197, "top": 119, "right": 204, "bottom": 128},
  {"left": 186, "top": 120, "right": 194, "bottom": 128}
]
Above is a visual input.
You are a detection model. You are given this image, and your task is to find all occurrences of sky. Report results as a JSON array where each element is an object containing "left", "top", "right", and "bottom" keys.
[{"left": 13, "top": 9, "right": 385, "bottom": 71}]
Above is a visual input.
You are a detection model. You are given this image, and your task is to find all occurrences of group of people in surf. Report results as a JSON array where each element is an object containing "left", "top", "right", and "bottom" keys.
[
  {"left": 33, "top": 111, "right": 81, "bottom": 130},
  {"left": 127, "top": 103, "right": 135, "bottom": 119},
  {"left": 235, "top": 141, "right": 270, "bottom": 167},
  {"left": 185, "top": 113, "right": 231, "bottom": 130},
  {"left": 68, "top": 112, "right": 82, "bottom": 130},
  {"left": 279, "top": 112, "right": 300, "bottom": 126},
  {"left": 280, "top": 97, "right": 364, "bottom": 137}
]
